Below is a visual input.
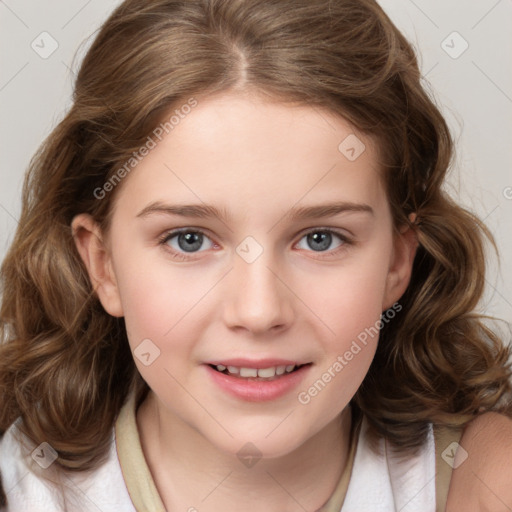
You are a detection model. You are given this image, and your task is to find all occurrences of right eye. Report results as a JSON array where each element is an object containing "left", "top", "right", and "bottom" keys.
[{"left": 159, "top": 228, "right": 216, "bottom": 259}]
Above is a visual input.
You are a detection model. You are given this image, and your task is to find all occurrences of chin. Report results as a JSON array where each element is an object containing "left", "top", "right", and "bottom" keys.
[{"left": 209, "top": 428, "right": 305, "bottom": 462}]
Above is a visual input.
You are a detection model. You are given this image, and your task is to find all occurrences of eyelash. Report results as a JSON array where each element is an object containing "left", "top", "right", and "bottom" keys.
[{"left": 157, "top": 227, "right": 354, "bottom": 261}]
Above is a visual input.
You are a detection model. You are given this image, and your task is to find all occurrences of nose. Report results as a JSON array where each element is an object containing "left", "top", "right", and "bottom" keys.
[{"left": 222, "top": 249, "right": 294, "bottom": 335}]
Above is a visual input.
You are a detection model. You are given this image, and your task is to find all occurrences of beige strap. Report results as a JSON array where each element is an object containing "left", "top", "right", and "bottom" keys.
[
  {"left": 115, "top": 391, "right": 167, "bottom": 512},
  {"left": 116, "top": 393, "right": 462, "bottom": 512},
  {"left": 434, "top": 425, "right": 463, "bottom": 512},
  {"left": 115, "top": 390, "right": 360, "bottom": 512},
  {"left": 317, "top": 415, "right": 361, "bottom": 512}
]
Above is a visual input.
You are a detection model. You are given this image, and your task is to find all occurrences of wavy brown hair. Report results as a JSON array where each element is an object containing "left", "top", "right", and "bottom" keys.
[{"left": 1, "top": 0, "right": 511, "bottom": 475}]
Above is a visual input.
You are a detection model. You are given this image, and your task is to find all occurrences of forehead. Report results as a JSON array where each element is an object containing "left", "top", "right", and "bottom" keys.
[{"left": 111, "top": 91, "right": 387, "bottom": 220}]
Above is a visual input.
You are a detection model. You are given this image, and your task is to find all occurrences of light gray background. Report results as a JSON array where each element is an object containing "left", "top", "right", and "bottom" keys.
[{"left": 1, "top": 0, "right": 511, "bottom": 322}]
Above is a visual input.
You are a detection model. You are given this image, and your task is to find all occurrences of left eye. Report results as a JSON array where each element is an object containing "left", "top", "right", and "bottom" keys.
[
  {"left": 163, "top": 230, "right": 214, "bottom": 253},
  {"left": 296, "top": 230, "right": 347, "bottom": 252}
]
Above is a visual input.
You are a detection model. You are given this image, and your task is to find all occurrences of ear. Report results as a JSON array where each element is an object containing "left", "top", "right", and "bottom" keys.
[
  {"left": 71, "top": 214, "right": 124, "bottom": 317},
  {"left": 382, "top": 214, "right": 418, "bottom": 310}
]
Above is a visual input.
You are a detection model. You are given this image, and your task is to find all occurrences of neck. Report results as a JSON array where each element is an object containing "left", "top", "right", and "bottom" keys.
[{"left": 137, "top": 392, "right": 352, "bottom": 512}]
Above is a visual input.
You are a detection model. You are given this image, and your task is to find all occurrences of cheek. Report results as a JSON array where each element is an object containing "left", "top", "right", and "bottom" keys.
[
  {"left": 304, "top": 244, "right": 392, "bottom": 386},
  {"left": 296, "top": 266, "right": 388, "bottom": 418},
  {"left": 110, "top": 245, "right": 199, "bottom": 347},
  {"left": 112, "top": 258, "right": 209, "bottom": 396},
  {"left": 111, "top": 249, "right": 226, "bottom": 379},
  {"left": 311, "top": 249, "right": 391, "bottom": 341}
]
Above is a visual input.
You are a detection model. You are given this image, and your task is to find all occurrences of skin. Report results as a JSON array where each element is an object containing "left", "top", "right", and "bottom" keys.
[
  {"left": 72, "top": 89, "right": 422, "bottom": 511},
  {"left": 447, "top": 412, "right": 512, "bottom": 511}
]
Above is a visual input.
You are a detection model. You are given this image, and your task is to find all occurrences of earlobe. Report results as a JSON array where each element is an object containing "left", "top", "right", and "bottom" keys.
[
  {"left": 71, "top": 214, "right": 124, "bottom": 317},
  {"left": 382, "top": 215, "right": 419, "bottom": 310}
]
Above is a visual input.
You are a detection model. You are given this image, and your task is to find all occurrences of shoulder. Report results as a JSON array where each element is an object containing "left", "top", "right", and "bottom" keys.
[
  {"left": 0, "top": 420, "right": 70, "bottom": 511},
  {"left": 0, "top": 420, "right": 131, "bottom": 511},
  {"left": 0, "top": 421, "right": 43, "bottom": 510},
  {"left": 447, "top": 412, "right": 512, "bottom": 512},
  {"left": 0, "top": 421, "right": 30, "bottom": 488}
]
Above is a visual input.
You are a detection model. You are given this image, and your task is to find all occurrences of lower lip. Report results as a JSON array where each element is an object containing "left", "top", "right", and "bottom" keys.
[{"left": 204, "top": 364, "right": 311, "bottom": 402}]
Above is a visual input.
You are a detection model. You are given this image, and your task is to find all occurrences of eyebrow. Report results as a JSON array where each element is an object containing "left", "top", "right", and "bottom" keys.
[{"left": 136, "top": 200, "right": 374, "bottom": 223}]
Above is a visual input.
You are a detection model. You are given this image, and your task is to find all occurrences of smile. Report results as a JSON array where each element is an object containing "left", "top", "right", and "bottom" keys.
[
  {"left": 204, "top": 362, "right": 313, "bottom": 401},
  {"left": 210, "top": 363, "right": 306, "bottom": 380}
]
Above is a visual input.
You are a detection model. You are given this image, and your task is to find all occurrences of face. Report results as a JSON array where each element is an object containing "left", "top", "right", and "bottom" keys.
[{"left": 74, "top": 90, "right": 415, "bottom": 458}]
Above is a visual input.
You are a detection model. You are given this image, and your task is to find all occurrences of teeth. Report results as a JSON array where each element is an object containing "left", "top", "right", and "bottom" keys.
[
  {"left": 276, "top": 365, "right": 286, "bottom": 375},
  {"left": 239, "top": 367, "right": 258, "bottom": 378},
  {"left": 215, "top": 364, "right": 300, "bottom": 377},
  {"left": 257, "top": 367, "right": 276, "bottom": 378}
]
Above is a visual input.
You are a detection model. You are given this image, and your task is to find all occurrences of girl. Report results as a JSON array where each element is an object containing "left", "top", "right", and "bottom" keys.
[{"left": 1, "top": 0, "right": 511, "bottom": 510}]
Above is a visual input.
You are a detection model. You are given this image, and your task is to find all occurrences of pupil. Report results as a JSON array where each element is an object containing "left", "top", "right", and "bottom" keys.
[
  {"left": 178, "top": 232, "right": 203, "bottom": 252},
  {"left": 308, "top": 232, "right": 331, "bottom": 251}
]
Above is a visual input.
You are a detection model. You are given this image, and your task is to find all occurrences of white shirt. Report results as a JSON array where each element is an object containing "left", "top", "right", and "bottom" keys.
[{"left": 0, "top": 401, "right": 440, "bottom": 512}]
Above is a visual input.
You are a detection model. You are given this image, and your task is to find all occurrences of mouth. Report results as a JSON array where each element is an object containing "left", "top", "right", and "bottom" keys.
[
  {"left": 204, "top": 361, "right": 313, "bottom": 402},
  {"left": 207, "top": 363, "right": 311, "bottom": 381}
]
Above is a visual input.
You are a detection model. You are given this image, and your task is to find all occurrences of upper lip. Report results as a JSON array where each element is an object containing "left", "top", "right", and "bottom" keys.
[{"left": 205, "top": 358, "right": 310, "bottom": 369}]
